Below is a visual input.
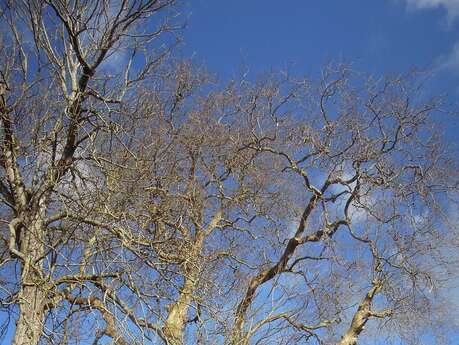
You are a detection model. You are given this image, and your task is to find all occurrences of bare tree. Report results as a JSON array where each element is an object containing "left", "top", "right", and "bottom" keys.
[
  {"left": 0, "top": 2, "right": 458, "bottom": 345},
  {"left": 0, "top": 1, "right": 181, "bottom": 344},
  {"left": 215, "top": 68, "right": 458, "bottom": 345}
]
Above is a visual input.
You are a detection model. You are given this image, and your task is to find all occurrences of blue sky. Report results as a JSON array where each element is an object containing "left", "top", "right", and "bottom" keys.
[
  {"left": 181, "top": 0, "right": 459, "bottom": 151},
  {"left": 182, "top": 0, "right": 458, "bottom": 78}
]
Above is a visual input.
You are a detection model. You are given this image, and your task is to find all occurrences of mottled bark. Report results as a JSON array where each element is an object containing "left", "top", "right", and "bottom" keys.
[
  {"left": 337, "top": 281, "right": 392, "bottom": 345},
  {"left": 13, "top": 280, "right": 46, "bottom": 345},
  {"left": 161, "top": 230, "right": 203, "bottom": 345},
  {"left": 162, "top": 212, "right": 221, "bottom": 344},
  {"left": 162, "top": 274, "right": 197, "bottom": 345},
  {"left": 12, "top": 219, "right": 47, "bottom": 345}
]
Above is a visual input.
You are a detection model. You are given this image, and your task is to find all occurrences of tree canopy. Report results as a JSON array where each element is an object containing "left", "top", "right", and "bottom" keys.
[{"left": 0, "top": 1, "right": 458, "bottom": 345}]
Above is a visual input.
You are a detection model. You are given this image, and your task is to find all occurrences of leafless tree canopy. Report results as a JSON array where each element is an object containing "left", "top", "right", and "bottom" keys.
[{"left": 0, "top": 1, "right": 458, "bottom": 345}]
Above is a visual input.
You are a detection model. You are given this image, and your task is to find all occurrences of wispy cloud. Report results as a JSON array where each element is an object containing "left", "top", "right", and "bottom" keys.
[
  {"left": 403, "top": 0, "right": 459, "bottom": 22},
  {"left": 435, "top": 40, "right": 459, "bottom": 73},
  {"left": 400, "top": 0, "right": 459, "bottom": 74}
]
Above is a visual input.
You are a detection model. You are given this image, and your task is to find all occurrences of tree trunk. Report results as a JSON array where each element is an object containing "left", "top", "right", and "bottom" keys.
[
  {"left": 12, "top": 219, "right": 47, "bottom": 345},
  {"left": 13, "top": 282, "right": 46, "bottom": 345},
  {"left": 162, "top": 229, "right": 206, "bottom": 345},
  {"left": 162, "top": 275, "right": 196, "bottom": 345}
]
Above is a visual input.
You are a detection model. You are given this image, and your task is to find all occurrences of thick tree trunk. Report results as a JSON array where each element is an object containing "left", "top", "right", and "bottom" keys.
[
  {"left": 162, "top": 227, "right": 208, "bottom": 345},
  {"left": 12, "top": 219, "right": 47, "bottom": 345},
  {"left": 162, "top": 275, "right": 196, "bottom": 345},
  {"left": 13, "top": 283, "right": 46, "bottom": 345}
]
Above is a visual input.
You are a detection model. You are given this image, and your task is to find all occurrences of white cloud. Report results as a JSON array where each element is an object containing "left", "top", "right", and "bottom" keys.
[
  {"left": 434, "top": 40, "right": 459, "bottom": 73},
  {"left": 403, "top": 0, "right": 459, "bottom": 21},
  {"left": 401, "top": 0, "right": 459, "bottom": 74}
]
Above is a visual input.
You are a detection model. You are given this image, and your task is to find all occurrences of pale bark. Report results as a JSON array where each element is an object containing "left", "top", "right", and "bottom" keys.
[
  {"left": 337, "top": 281, "right": 392, "bottom": 345},
  {"left": 12, "top": 219, "right": 47, "bottom": 345},
  {"left": 13, "top": 278, "right": 46, "bottom": 345},
  {"left": 162, "top": 212, "right": 221, "bottom": 344},
  {"left": 162, "top": 275, "right": 197, "bottom": 345},
  {"left": 162, "top": 232, "right": 203, "bottom": 345}
]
